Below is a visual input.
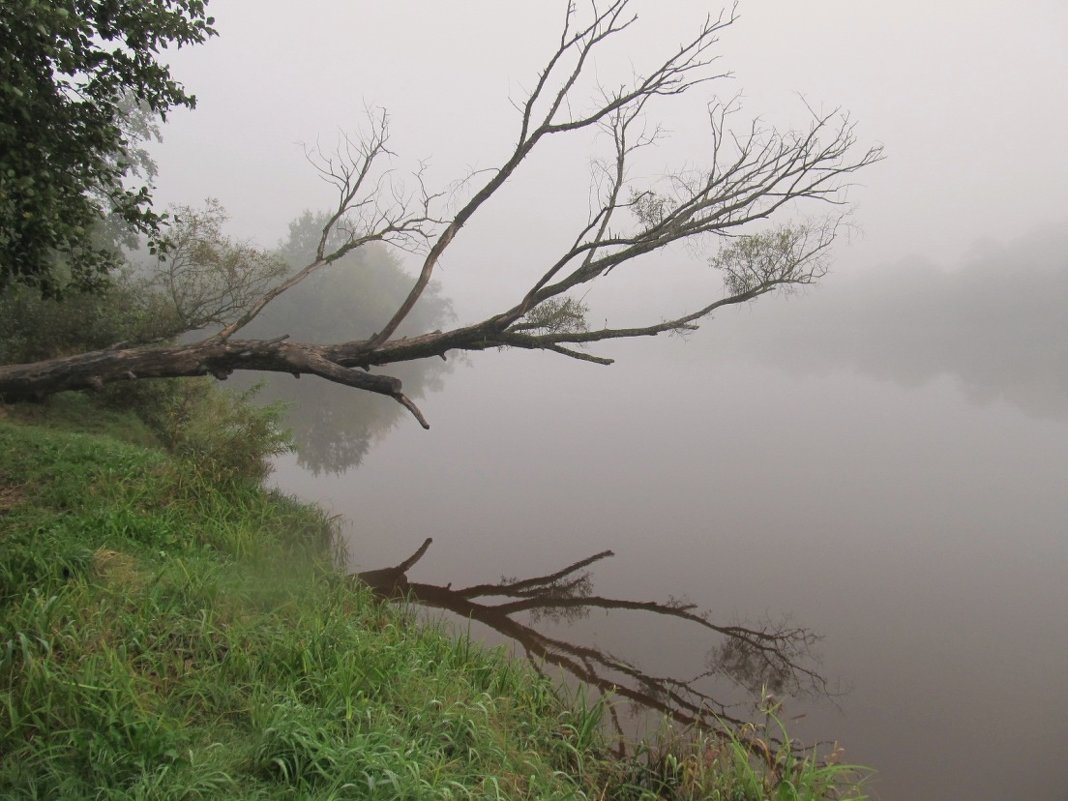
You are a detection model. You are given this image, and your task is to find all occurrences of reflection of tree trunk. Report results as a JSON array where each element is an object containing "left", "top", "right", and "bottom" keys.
[
  {"left": 352, "top": 538, "right": 824, "bottom": 753},
  {"left": 352, "top": 536, "right": 432, "bottom": 595}
]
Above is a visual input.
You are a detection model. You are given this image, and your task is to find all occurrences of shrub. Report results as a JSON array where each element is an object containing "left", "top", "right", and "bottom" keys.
[
  {"left": 133, "top": 379, "right": 292, "bottom": 486},
  {"left": 0, "top": 279, "right": 179, "bottom": 365}
]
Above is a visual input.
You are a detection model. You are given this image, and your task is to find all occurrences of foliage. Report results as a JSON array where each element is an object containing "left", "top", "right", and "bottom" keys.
[
  {"left": 0, "top": 197, "right": 294, "bottom": 364},
  {"left": 0, "top": 0, "right": 216, "bottom": 293},
  {"left": 125, "top": 378, "right": 293, "bottom": 485},
  {"left": 612, "top": 718, "right": 871, "bottom": 801},
  {"left": 515, "top": 297, "right": 591, "bottom": 336},
  {"left": 2, "top": 379, "right": 291, "bottom": 487},
  {"left": 0, "top": 277, "right": 168, "bottom": 364},
  {"left": 631, "top": 190, "right": 677, "bottom": 230},
  {"left": 711, "top": 225, "right": 835, "bottom": 296}
]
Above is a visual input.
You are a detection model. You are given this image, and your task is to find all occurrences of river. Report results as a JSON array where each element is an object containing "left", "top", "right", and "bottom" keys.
[{"left": 268, "top": 235, "right": 1068, "bottom": 801}]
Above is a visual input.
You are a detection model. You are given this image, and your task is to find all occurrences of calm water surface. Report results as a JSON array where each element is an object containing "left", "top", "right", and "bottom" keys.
[{"left": 271, "top": 270, "right": 1068, "bottom": 801}]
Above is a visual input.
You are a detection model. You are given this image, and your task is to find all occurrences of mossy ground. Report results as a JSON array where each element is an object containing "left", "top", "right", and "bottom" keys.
[{"left": 0, "top": 411, "right": 869, "bottom": 800}]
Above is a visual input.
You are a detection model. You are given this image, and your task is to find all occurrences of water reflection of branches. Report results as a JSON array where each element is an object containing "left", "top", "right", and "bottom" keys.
[{"left": 353, "top": 539, "right": 825, "bottom": 737}]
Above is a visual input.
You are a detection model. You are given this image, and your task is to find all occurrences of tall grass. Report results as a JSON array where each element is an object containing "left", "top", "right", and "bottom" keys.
[{"left": 606, "top": 710, "right": 871, "bottom": 801}]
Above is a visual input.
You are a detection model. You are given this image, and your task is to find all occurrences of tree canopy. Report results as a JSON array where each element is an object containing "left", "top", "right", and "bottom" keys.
[{"left": 0, "top": 0, "right": 215, "bottom": 294}]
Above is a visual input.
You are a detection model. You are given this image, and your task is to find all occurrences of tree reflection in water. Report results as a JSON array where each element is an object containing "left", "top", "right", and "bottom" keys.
[{"left": 354, "top": 538, "right": 825, "bottom": 745}]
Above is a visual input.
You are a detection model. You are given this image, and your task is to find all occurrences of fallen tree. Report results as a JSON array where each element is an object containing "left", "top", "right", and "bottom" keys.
[{"left": 0, "top": 1, "right": 882, "bottom": 423}]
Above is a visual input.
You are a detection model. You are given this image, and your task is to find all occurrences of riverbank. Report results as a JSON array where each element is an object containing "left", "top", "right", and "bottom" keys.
[{"left": 0, "top": 409, "right": 869, "bottom": 799}]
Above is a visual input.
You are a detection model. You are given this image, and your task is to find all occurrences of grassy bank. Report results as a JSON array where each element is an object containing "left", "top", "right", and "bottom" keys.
[{"left": 0, "top": 412, "right": 869, "bottom": 800}]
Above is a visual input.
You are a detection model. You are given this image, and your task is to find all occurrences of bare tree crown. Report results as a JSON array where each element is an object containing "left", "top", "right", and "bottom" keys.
[{"left": 0, "top": 1, "right": 883, "bottom": 421}]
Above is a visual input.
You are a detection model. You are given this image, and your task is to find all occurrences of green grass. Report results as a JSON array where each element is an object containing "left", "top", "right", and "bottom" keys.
[
  {"left": 0, "top": 416, "right": 870, "bottom": 800},
  {"left": 0, "top": 391, "right": 162, "bottom": 449}
]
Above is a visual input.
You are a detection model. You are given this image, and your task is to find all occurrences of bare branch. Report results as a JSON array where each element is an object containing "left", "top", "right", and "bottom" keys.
[
  {"left": 215, "top": 110, "right": 444, "bottom": 341},
  {"left": 545, "top": 344, "right": 615, "bottom": 365},
  {"left": 457, "top": 549, "right": 615, "bottom": 598},
  {"left": 366, "top": 1, "right": 737, "bottom": 349},
  {"left": 287, "top": 348, "right": 430, "bottom": 429}
]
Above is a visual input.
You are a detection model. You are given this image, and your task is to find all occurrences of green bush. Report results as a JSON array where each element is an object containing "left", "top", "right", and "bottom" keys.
[
  {"left": 0, "top": 279, "right": 180, "bottom": 365},
  {"left": 126, "top": 379, "right": 292, "bottom": 486}
]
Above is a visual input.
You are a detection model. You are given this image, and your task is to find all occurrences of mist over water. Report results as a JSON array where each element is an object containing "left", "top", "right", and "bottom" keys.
[
  {"left": 270, "top": 226, "right": 1068, "bottom": 801},
  {"left": 718, "top": 223, "right": 1068, "bottom": 422}
]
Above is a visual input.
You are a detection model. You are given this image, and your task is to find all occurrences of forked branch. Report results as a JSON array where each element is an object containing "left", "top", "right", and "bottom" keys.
[{"left": 215, "top": 110, "right": 444, "bottom": 341}]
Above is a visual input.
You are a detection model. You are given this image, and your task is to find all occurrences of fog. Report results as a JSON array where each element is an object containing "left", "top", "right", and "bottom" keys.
[
  {"left": 145, "top": 3, "right": 1068, "bottom": 800},
  {"left": 717, "top": 222, "right": 1068, "bottom": 421}
]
